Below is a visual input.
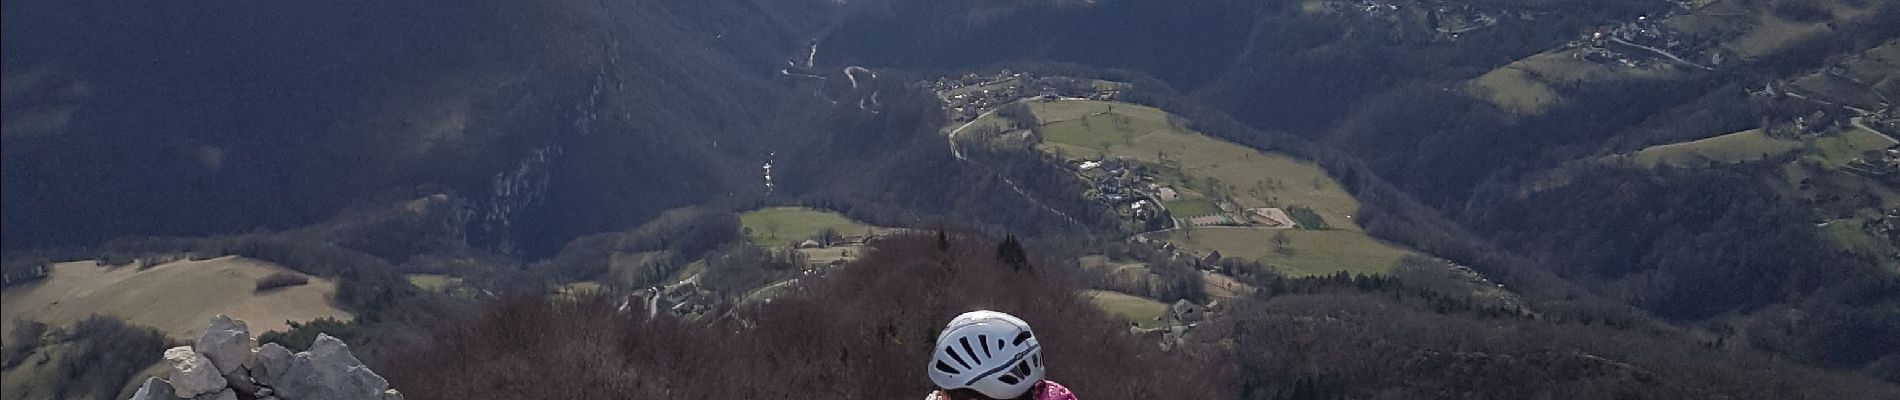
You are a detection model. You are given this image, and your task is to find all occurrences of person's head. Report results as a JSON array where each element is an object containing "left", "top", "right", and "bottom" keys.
[{"left": 928, "top": 310, "right": 1045, "bottom": 400}]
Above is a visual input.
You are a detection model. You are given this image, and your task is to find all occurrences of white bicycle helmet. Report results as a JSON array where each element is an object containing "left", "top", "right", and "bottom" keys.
[{"left": 928, "top": 310, "right": 1045, "bottom": 399}]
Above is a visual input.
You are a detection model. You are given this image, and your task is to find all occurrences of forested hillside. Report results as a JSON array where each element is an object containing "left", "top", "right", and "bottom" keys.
[{"left": 4, "top": 0, "right": 1898, "bottom": 396}]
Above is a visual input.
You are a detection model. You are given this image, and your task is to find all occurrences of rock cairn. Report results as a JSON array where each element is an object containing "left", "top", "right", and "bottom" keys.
[{"left": 128, "top": 315, "right": 401, "bottom": 400}]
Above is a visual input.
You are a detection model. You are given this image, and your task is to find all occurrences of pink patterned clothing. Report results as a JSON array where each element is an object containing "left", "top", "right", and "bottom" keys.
[
  {"left": 1032, "top": 380, "right": 1076, "bottom": 400},
  {"left": 926, "top": 381, "right": 1076, "bottom": 400}
]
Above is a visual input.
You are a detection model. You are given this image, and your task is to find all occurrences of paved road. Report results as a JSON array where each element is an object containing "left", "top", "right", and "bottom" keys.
[
  {"left": 1851, "top": 116, "right": 1898, "bottom": 145},
  {"left": 1609, "top": 38, "right": 1712, "bottom": 70},
  {"left": 940, "top": 99, "right": 1089, "bottom": 234},
  {"left": 844, "top": 66, "right": 875, "bottom": 89},
  {"left": 946, "top": 107, "right": 1003, "bottom": 160},
  {"left": 1782, "top": 89, "right": 1895, "bottom": 145}
]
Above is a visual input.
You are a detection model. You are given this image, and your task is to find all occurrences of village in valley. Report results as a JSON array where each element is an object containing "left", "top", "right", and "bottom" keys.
[
  {"left": 928, "top": 71, "right": 1313, "bottom": 235},
  {"left": 920, "top": 70, "right": 1521, "bottom": 337},
  {"left": 928, "top": 70, "right": 1125, "bottom": 123},
  {"left": 1307, "top": 0, "right": 1525, "bottom": 41}
]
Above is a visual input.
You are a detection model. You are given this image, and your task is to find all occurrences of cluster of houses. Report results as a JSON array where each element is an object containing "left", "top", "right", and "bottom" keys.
[
  {"left": 1569, "top": 15, "right": 1723, "bottom": 69},
  {"left": 1133, "top": 299, "right": 1219, "bottom": 351},
  {"left": 929, "top": 71, "right": 1122, "bottom": 122},
  {"left": 1075, "top": 158, "right": 1175, "bottom": 230},
  {"left": 1314, "top": 0, "right": 1402, "bottom": 18},
  {"left": 623, "top": 279, "right": 719, "bottom": 320},
  {"left": 791, "top": 231, "right": 876, "bottom": 250},
  {"left": 1765, "top": 108, "right": 1854, "bottom": 137},
  {"left": 1314, "top": 0, "right": 1524, "bottom": 40},
  {"left": 1841, "top": 144, "right": 1900, "bottom": 183},
  {"left": 1428, "top": 2, "right": 1501, "bottom": 35},
  {"left": 1868, "top": 108, "right": 1900, "bottom": 134}
]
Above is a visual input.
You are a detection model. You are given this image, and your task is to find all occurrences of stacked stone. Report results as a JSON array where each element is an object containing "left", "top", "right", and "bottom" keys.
[{"left": 127, "top": 315, "right": 402, "bottom": 400}]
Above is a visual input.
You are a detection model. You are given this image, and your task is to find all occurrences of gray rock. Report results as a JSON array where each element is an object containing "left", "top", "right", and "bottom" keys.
[
  {"left": 164, "top": 346, "right": 227, "bottom": 397},
  {"left": 273, "top": 334, "right": 389, "bottom": 400},
  {"left": 196, "top": 315, "right": 254, "bottom": 375},
  {"left": 222, "top": 367, "right": 259, "bottom": 395},
  {"left": 382, "top": 389, "right": 405, "bottom": 400},
  {"left": 191, "top": 388, "right": 237, "bottom": 400},
  {"left": 252, "top": 342, "right": 293, "bottom": 386},
  {"left": 242, "top": 347, "right": 260, "bottom": 371},
  {"left": 128, "top": 377, "right": 182, "bottom": 400}
]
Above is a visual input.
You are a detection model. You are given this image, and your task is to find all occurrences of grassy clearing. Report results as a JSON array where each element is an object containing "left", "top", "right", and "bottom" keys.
[
  {"left": 1809, "top": 129, "right": 1894, "bottom": 168},
  {"left": 1627, "top": 129, "right": 1803, "bottom": 168},
  {"left": 1724, "top": 15, "right": 1830, "bottom": 58},
  {"left": 1822, "top": 219, "right": 1880, "bottom": 254},
  {"left": 1519, "top": 50, "right": 1676, "bottom": 83},
  {"left": 1029, "top": 99, "right": 1413, "bottom": 277},
  {"left": 1131, "top": 131, "right": 1361, "bottom": 228},
  {"left": 406, "top": 273, "right": 461, "bottom": 292},
  {"left": 1163, "top": 198, "right": 1223, "bottom": 218},
  {"left": 1201, "top": 272, "right": 1254, "bottom": 302},
  {"left": 1, "top": 257, "right": 351, "bottom": 340},
  {"left": 1078, "top": 255, "right": 1157, "bottom": 290},
  {"left": 1792, "top": 73, "right": 1885, "bottom": 109},
  {"left": 738, "top": 207, "right": 883, "bottom": 247},
  {"left": 1041, "top": 112, "right": 1169, "bottom": 150},
  {"left": 1157, "top": 228, "right": 1412, "bottom": 277},
  {"left": 1030, "top": 100, "right": 1362, "bottom": 231},
  {"left": 1081, "top": 289, "right": 1168, "bottom": 329},
  {"left": 1469, "top": 67, "right": 1560, "bottom": 115},
  {"left": 1703, "top": 0, "right": 1876, "bottom": 59},
  {"left": 1028, "top": 100, "right": 1168, "bottom": 124}
]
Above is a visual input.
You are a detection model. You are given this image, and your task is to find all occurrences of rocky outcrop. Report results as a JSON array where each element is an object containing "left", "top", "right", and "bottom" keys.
[
  {"left": 195, "top": 315, "right": 254, "bottom": 375},
  {"left": 163, "top": 347, "right": 226, "bottom": 397},
  {"left": 252, "top": 342, "right": 292, "bottom": 386},
  {"left": 274, "top": 335, "right": 391, "bottom": 400},
  {"left": 127, "top": 315, "right": 400, "bottom": 400},
  {"left": 129, "top": 377, "right": 175, "bottom": 400}
]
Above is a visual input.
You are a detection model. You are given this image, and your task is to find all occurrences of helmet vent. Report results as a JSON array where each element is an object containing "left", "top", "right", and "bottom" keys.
[
  {"left": 959, "top": 337, "right": 980, "bottom": 364},
  {"left": 936, "top": 361, "right": 959, "bottom": 374},
  {"left": 998, "top": 375, "right": 1021, "bottom": 385},
  {"left": 1013, "top": 331, "right": 1033, "bottom": 345},
  {"left": 944, "top": 346, "right": 971, "bottom": 369},
  {"left": 979, "top": 334, "right": 992, "bottom": 358}
]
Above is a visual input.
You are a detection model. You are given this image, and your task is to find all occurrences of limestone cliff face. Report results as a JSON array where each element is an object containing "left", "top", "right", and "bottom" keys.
[{"left": 128, "top": 315, "right": 401, "bottom": 400}]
